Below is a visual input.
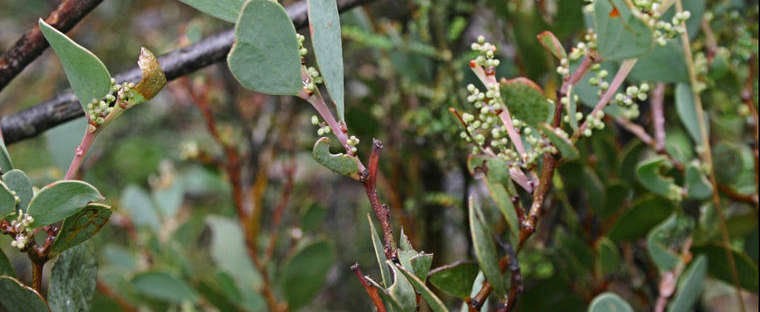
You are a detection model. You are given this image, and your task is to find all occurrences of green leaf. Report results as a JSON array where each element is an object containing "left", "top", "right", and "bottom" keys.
[
  {"left": 647, "top": 214, "right": 694, "bottom": 272},
  {"left": 280, "top": 240, "right": 335, "bottom": 310},
  {"left": 667, "top": 255, "right": 707, "bottom": 312},
  {"left": 467, "top": 155, "right": 519, "bottom": 243},
  {"left": 387, "top": 261, "right": 417, "bottom": 312},
  {"left": 300, "top": 202, "right": 327, "bottom": 232},
  {"left": 0, "top": 249, "right": 14, "bottom": 277},
  {"left": 635, "top": 156, "right": 682, "bottom": 200},
  {"left": 368, "top": 214, "right": 391, "bottom": 287},
  {"left": 131, "top": 271, "right": 199, "bottom": 304},
  {"left": 539, "top": 123, "right": 579, "bottom": 160},
  {"left": 178, "top": 0, "right": 244, "bottom": 23},
  {"left": 228, "top": 0, "right": 301, "bottom": 95},
  {"left": 0, "top": 181, "right": 16, "bottom": 218},
  {"left": 308, "top": 0, "right": 345, "bottom": 121},
  {"left": 468, "top": 196, "right": 506, "bottom": 297},
  {"left": 397, "top": 230, "right": 433, "bottom": 281},
  {"left": 588, "top": 292, "right": 633, "bottom": 312},
  {"left": 394, "top": 263, "right": 447, "bottom": 312},
  {"left": 675, "top": 83, "right": 704, "bottom": 144},
  {"left": 3, "top": 169, "right": 33, "bottom": 211},
  {"left": 712, "top": 142, "right": 745, "bottom": 186},
  {"left": 27, "top": 180, "right": 104, "bottom": 227},
  {"left": 119, "top": 185, "right": 160, "bottom": 232},
  {"left": 0, "top": 136, "right": 12, "bottom": 172},
  {"left": 693, "top": 244, "right": 759, "bottom": 292},
  {"left": 500, "top": 77, "right": 553, "bottom": 127},
  {"left": 608, "top": 195, "right": 675, "bottom": 242},
  {"left": 50, "top": 203, "right": 112, "bottom": 256},
  {"left": 48, "top": 244, "right": 97, "bottom": 312},
  {"left": 0, "top": 276, "right": 49, "bottom": 312},
  {"left": 684, "top": 161, "right": 712, "bottom": 200},
  {"left": 39, "top": 19, "right": 111, "bottom": 108},
  {"left": 152, "top": 179, "right": 184, "bottom": 218},
  {"left": 629, "top": 40, "right": 689, "bottom": 83},
  {"left": 428, "top": 261, "right": 479, "bottom": 299},
  {"left": 536, "top": 30, "right": 567, "bottom": 60},
  {"left": 593, "top": 0, "right": 653, "bottom": 61},
  {"left": 312, "top": 137, "right": 361, "bottom": 180},
  {"left": 597, "top": 237, "right": 620, "bottom": 276},
  {"left": 206, "top": 216, "right": 265, "bottom": 310}
]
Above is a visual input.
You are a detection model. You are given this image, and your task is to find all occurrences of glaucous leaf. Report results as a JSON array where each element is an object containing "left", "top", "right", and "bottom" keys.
[
  {"left": 398, "top": 230, "right": 433, "bottom": 281},
  {"left": 39, "top": 19, "right": 111, "bottom": 109},
  {"left": 675, "top": 83, "right": 704, "bottom": 144},
  {"left": 629, "top": 40, "right": 688, "bottom": 83},
  {"left": 2, "top": 169, "right": 33, "bottom": 211},
  {"left": 667, "top": 255, "right": 707, "bottom": 312},
  {"left": 428, "top": 261, "right": 479, "bottom": 299},
  {"left": 152, "top": 179, "right": 184, "bottom": 219},
  {"left": 0, "top": 181, "right": 16, "bottom": 218},
  {"left": 308, "top": 0, "right": 345, "bottom": 121},
  {"left": 280, "top": 240, "right": 335, "bottom": 310},
  {"left": 120, "top": 185, "right": 160, "bottom": 232},
  {"left": 27, "top": 180, "right": 104, "bottom": 227},
  {"left": 684, "top": 161, "right": 712, "bottom": 200},
  {"left": 48, "top": 244, "right": 97, "bottom": 312},
  {"left": 0, "top": 137, "right": 12, "bottom": 172},
  {"left": 178, "top": 0, "right": 244, "bottom": 23},
  {"left": 537, "top": 30, "right": 567, "bottom": 60},
  {"left": 608, "top": 196, "right": 675, "bottom": 241},
  {"left": 468, "top": 196, "right": 507, "bottom": 297},
  {"left": 228, "top": 0, "right": 301, "bottom": 95},
  {"left": 131, "top": 271, "right": 199, "bottom": 304},
  {"left": 635, "top": 156, "right": 681, "bottom": 200},
  {"left": 467, "top": 155, "right": 519, "bottom": 243},
  {"left": 395, "top": 263, "right": 447, "bottom": 312},
  {"left": 588, "top": 292, "right": 633, "bottom": 312},
  {"left": 693, "top": 245, "right": 758, "bottom": 292},
  {"left": 593, "top": 0, "right": 652, "bottom": 61},
  {"left": 313, "top": 137, "right": 361, "bottom": 180},
  {"left": 387, "top": 261, "right": 417, "bottom": 312},
  {"left": 0, "top": 276, "right": 48, "bottom": 311},
  {"left": 500, "top": 77, "right": 553, "bottom": 127},
  {"left": 368, "top": 214, "right": 391, "bottom": 287},
  {"left": 0, "top": 249, "right": 13, "bottom": 277},
  {"left": 50, "top": 203, "right": 112, "bottom": 256}
]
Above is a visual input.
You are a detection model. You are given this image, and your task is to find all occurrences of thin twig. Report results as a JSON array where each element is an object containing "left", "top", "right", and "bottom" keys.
[
  {"left": 363, "top": 139, "right": 397, "bottom": 261},
  {"left": 0, "top": 0, "right": 103, "bottom": 92},
  {"left": 574, "top": 59, "right": 638, "bottom": 140},
  {"left": 654, "top": 238, "right": 692, "bottom": 312},
  {"left": 264, "top": 158, "right": 296, "bottom": 261},
  {"left": 1, "top": 0, "right": 375, "bottom": 145},
  {"left": 351, "top": 263, "right": 387, "bottom": 312},
  {"left": 96, "top": 280, "right": 138, "bottom": 312}
]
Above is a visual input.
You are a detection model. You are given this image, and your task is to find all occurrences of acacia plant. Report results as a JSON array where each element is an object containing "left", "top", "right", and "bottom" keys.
[{"left": 0, "top": 0, "right": 757, "bottom": 311}]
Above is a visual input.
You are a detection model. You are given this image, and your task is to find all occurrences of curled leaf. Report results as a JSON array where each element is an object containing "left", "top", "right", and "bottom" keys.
[
  {"left": 635, "top": 156, "right": 682, "bottom": 201},
  {"left": 132, "top": 47, "right": 167, "bottom": 101},
  {"left": 537, "top": 31, "right": 567, "bottom": 60},
  {"left": 312, "top": 137, "right": 361, "bottom": 180}
]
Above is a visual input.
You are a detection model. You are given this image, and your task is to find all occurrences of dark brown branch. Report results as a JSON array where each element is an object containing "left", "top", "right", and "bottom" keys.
[
  {"left": 363, "top": 139, "right": 397, "bottom": 261},
  {"left": 1, "top": 0, "right": 373, "bottom": 145},
  {"left": 351, "top": 263, "right": 387, "bottom": 312},
  {"left": 0, "top": 0, "right": 103, "bottom": 93}
]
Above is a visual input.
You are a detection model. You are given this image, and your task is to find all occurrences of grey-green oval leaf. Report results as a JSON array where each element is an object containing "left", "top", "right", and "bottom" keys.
[
  {"left": 48, "top": 244, "right": 97, "bottom": 312},
  {"left": 0, "top": 181, "right": 16, "bottom": 218},
  {"left": 593, "top": 0, "right": 652, "bottom": 61},
  {"left": 308, "top": 0, "right": 345, "bottom": 121},
  {"left": 468, "top": 196, "right": 507, "bottom": 297},
  {"left": 3, "top": 169, "right": 33, "bottom": 212},
  {"left": 51, "top": 203, "right": 112, "bottom": 256},
  {"left": 395, "top": 263, "right": 447, "bottom": 312},
  {"left": 667, "top": 255, "right": 707, "bottom": 312},
  {"left": 132, "top": 271, "right": 199, "bottom": 304},
  {"left": 179, "top": 0, "right": 244, "bottom": 23},
  {"left": 228, "top": 0, "right": 301, "bottom": 95},
  {"left": 280, "top": 240, "right": 336, "bottom": 310},
  {"left": 500, "top": 77, "right": 553, "bottom": 127},
  {"left": 39, "top": 19, "right": 111, "bottom": 109},
  {"left": 428, "top": 261, "right": 479, "bottom": 299},
  {"left": 313, "top": 137, "right": 361, "bottom": 180},
  {"left": 675, "top": 83, "right": 705, "bottom": 144},
  {"left": 588, "top": 292, "right": 633, "bottom": 312},
  {"left": 27, "top": 180, "right": 104, "bottom": 227},
  {"left": 0, "top": 276, "right": 49, "bottom": 312}
]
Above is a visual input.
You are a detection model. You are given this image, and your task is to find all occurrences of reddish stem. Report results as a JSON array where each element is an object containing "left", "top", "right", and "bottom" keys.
[
  {"left": 64, "top": 126, "right": 97, "bottom": 180},
  {"left": 351, "top": 263, "right": 387, "bottom": 312}
]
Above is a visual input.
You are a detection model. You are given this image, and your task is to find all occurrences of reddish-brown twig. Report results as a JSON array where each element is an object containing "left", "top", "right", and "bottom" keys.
[{"left": 351, "top": 263, "right": 387, "bottom": 312}]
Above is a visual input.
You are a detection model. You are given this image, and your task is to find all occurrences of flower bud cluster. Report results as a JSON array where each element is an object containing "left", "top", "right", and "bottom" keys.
[
  {"left": 297, "top": 34, "right": 308, "bottom": 57},
  {"left": 470, "top": 36, "right": 500, "bottom": 68},
  {"left": 613, "top": 83, "right": 649, "bottom": 119},
  {"left": 9, "top": 209, "right": 34, "bottom": 249},
  {"left": 568, "top": 31, "right": 597, "bottom": 61},
  {"left": 588, "top": 64, "right": 610, "bottom": 96},
  {"left": 346, "top": 135, "right": 360, "bottom": 154},
  {"left": 86, "top": 79, "right": 134, "bottom": 126},
  {"left": 311, "top": 115, "right": 331, "bottom": 136},
  {"left": 556, "top": 58, "right": 570, "bottom": 77},
  {"left": 582, "top": 110, "right": 606, "bottom": 137},
  {"left": 652, "top": 11, "right": 690, "bottom": 46},
  {"left": 303, "top": 66, "right": 323, "bottom": 93}
]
